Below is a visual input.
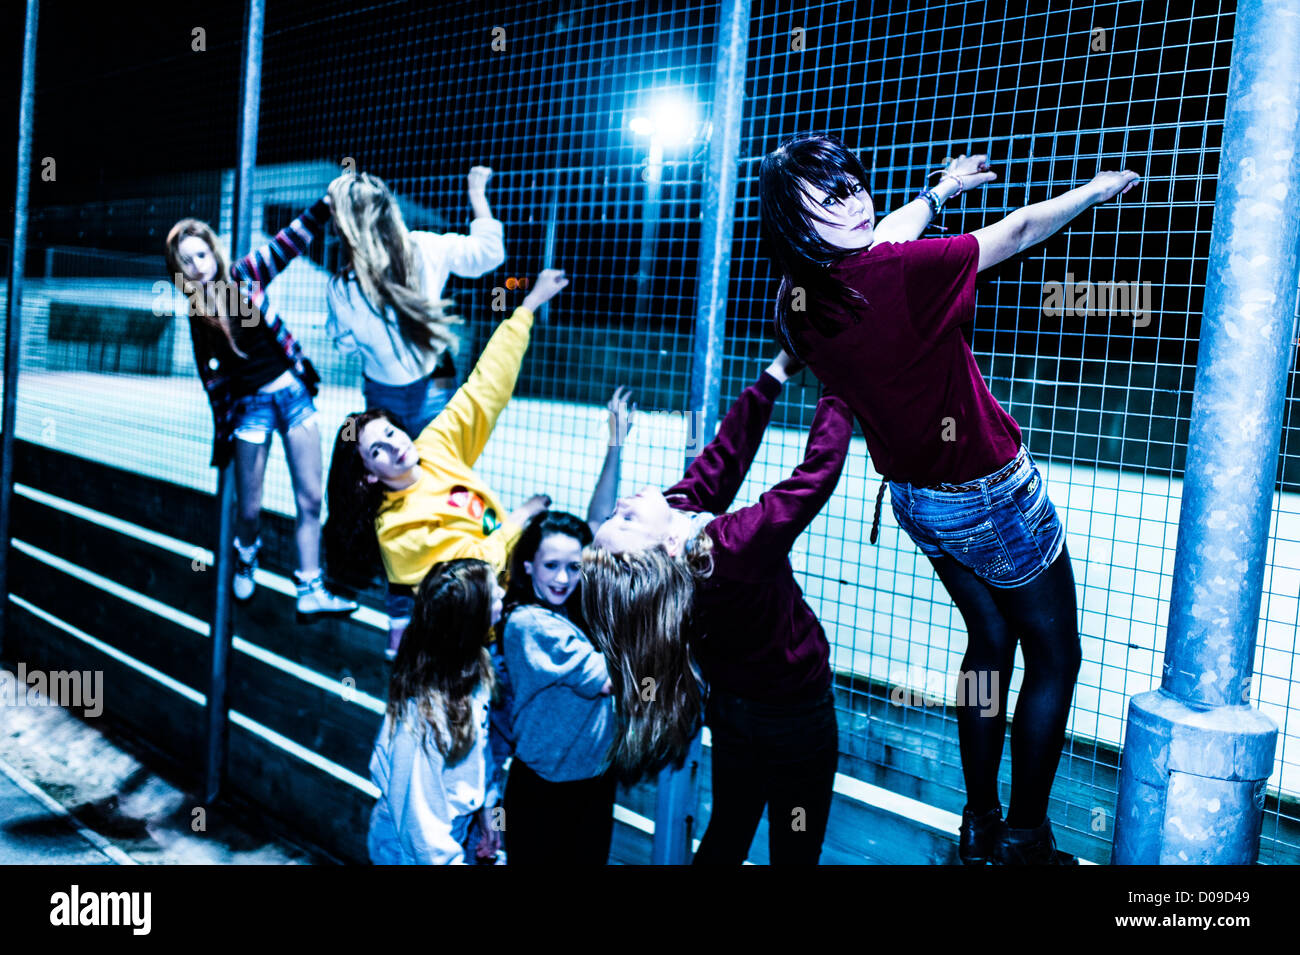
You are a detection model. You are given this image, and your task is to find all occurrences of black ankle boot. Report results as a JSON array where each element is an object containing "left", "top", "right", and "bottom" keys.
[
  {"left": 995, "top": 818, "right": 1078, "bottom": 865},
  {"left": 958, "top": 804, "right": 1004, "bottom": 865}
]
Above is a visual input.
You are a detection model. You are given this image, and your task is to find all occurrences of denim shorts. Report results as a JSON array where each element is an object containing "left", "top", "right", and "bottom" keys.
[
  {"left": 385, "top": 582, "right": 416, "bottom": 624},
  {"left": 364, "top": 373, "right": 455, "bottom": 437},
  {"left": 232, "top": 373, "right": 317, "bottom": 443},
  {"left": 887, "top": 444, "right": 1065, "bottom": 588}
]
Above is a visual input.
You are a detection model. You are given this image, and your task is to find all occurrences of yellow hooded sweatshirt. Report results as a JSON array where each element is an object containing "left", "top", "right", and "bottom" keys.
[{"left": 375, "top": 305, "right": 534, "bottom": 587}]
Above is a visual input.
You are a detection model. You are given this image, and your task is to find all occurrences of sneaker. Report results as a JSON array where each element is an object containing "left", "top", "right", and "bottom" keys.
[
  {"left": 295, "top": 572, "right": 358, "bottom": 621},
  {"left": 994, "top": 818, "right": 1079, "bottom": 865},
  {"left": 233, "top": 538, "right": 261, "bottom": 602},
  {"left": 957, "top": 804, "right": 1004, "bottom": 865}
]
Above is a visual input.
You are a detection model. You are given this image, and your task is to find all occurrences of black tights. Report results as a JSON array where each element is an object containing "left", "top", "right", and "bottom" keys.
[{"left": 928, "top": 545, "right": 1082, "bottom": 829}]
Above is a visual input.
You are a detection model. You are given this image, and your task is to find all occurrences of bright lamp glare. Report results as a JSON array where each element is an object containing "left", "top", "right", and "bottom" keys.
[
  {"left": 651, "top": 96, "right": 695, "bottom": 147},
  {"left": 628, "top": 91, "right": 698, "bottom": 146}
]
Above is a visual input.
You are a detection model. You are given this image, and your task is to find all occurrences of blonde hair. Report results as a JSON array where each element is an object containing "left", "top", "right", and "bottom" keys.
[
  {"left": 163, "top": 218, "right": 249, "bottom": 358},
  {"left": 328, "top": 172, "right": 461, "bottom": 362},
  {"left": 580, "top": 531, "right": 714, "bottom": 779}
]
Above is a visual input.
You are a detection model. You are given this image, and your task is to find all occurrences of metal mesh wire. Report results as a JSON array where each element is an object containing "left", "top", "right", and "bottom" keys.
[{"left": 11, "top": 0, "right": 1297, "bottom": 863}]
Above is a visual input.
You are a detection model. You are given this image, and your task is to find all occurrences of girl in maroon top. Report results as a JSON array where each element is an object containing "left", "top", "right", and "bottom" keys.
[
  {"left": 760, "top": 133, "right": 1139, "bottom": 865},
  {"left": 582, "top": 350, "right": 853, "bottom": 864}
]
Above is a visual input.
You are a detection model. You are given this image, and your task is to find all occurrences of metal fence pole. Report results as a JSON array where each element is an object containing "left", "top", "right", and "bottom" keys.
[
  {"left": 652, "top": 0, "right": 751, "bottom": 866},
  {"left": 1111, "top": 0, "right": 1297, "bottom": 864},
  {"left": 205, "top": 0, "right": 266, "bottom": 804},
  {"left": 0, "top": 0, "right": 39, "bottom": 661}
]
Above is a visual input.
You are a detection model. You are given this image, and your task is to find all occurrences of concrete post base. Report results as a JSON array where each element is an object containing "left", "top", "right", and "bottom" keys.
[{"left": 1112, "top": 689, "right": 1276, "bottom": 864}]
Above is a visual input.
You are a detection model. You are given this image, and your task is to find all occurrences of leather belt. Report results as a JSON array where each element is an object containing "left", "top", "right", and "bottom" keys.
[{"left": 923, "top": 446, "right": 1028, "bottom": 493}]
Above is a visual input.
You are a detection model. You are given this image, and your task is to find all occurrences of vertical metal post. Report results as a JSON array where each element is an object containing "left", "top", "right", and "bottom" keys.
[
  {"left": 633, "top": 137, "right": 663, "bottom": 327},
  {"left": 652, "top": 0, "right": 751, "bottom": 866},
  {"left": 1112, "top": 0, "right": 1295, "bottom": 864},
  {"left": 0, "top": 0, "right": 39, "bottom": 660},
  {"left": 205, "top": 0, "right": 265, "bottom": 804},
  {"left": 543, "top": 173, "right": 560, "bottom": 270}
]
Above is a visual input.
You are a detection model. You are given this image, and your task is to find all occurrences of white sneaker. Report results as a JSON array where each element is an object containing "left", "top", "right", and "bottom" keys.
[
  {"left": 233, "top": 539, "right": 260, "bottom": 602},
  {"left": 295, "top": 574, "right": 358, "bottom": 621}
]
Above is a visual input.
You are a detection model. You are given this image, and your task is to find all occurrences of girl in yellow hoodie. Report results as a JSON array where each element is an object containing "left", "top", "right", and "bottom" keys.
[{"left": 325, "top": 269, "right": 568, "bottom": 655}]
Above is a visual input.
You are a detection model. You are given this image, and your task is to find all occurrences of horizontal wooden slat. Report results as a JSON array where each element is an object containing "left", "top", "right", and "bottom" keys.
[
  {"left": 15, "top": 438, "right": 386, "bottom": 609},
  {"left": 7, "top": 601, "right": 204, "bottom": 765},
  {"left": 11, "top": 491, "right": 390, "bottom": 699},
  {"left": 10, "top": 545, "right": 381, "bottom": 778},
  {"left": 7, "top": 600, "right": 375, "bottom": 864}
]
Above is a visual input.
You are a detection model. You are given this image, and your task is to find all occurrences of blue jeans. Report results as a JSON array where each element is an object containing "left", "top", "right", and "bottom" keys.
[
  {"left": 888, "top": 444, "right": 1065, "bottom": 588},
  {"left": 364, "top": 373, "right": 455, "bottom": 438},
  {"left": 232, "top": 373, "right": 317, "bottom": 442}
]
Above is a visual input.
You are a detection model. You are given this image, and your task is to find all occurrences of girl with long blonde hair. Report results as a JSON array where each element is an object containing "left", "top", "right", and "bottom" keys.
[
  {"left": 326, "top": 167, "right": 504, "bottom": 435},
  {"left": 582, "top": 350, "right": 854, "bottom": 865}
]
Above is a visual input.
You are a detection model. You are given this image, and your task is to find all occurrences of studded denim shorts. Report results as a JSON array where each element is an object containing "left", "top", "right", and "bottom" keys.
[{"left": 887, "top": 444, "right": 1065, "bottom": 589}]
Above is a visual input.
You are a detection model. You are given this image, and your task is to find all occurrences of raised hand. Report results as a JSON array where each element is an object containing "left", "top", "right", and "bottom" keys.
[
  {"left": 605, "top": 385, "right": 637, "bottom": 447},
  {"left": 766, "top": 348, "right": 806, "bottom": 384},
  {"left": 467, "top": 166, "right": 493, "bottom": 194},
  {"left": 522, "top": 269, "right": 569, "bottom": 312},
  {"left": 1089, "top": 170, "right": 1141, "bottom": 203},
  {"left": 941, "top": 153, "right": 997, "bottom": 192}
]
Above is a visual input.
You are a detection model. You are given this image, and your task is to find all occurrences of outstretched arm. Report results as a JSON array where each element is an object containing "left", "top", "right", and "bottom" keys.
[
  {"left": 467, "top": 165, "right": 494, "bottom": 221},
  {"left": 230, "top": 196, "right": 330, "bottom": 289},
  {"left": 973, "top": 170, "right": 1140, "bottom": 272},
  {"left": 708, "top": 391, "right": 853, "bottom": 572},
  {"left": 427, "top": 166, "right": 505, "bottom": 279},
  {"left": 415, "top": 269, "right": 568, "bottom": 467},
  {"left": 588, "top": 386, "right": 634, "bottom": 532},
  {"left": 873, "top": 154, "right": 997, "bottom": 245},
  {"left": 664, "top": 351, "right": 801, "bottom": 514}
]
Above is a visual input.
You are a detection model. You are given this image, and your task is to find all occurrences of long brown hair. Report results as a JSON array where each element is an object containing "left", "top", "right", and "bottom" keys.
[
  {"left": 389, "top": 558, "right": 497, "bottom": 765},
  {"left": 328, "top": 172, "right": 461, "bottom": 362},
  {"left": 580, "top": 532, "right": 714, "bottom": 780},
  {"left": 759, "top": 132, "right": 872, "bottom": 351},
  {"left": 322, "top": 408, "right": 399, "bottom": 589},
  {"left": 164, "top": 217, "right": 257, "bottom": 358}
]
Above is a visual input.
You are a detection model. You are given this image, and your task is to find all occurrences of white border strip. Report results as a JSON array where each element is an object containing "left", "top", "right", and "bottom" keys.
[{"left": 0, "top": 754, "right": 137, "bottom": 865}]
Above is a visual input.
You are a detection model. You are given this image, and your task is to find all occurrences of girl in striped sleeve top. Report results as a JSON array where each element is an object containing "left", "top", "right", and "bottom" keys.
[{"left": 165, "top": 197, "right": 357, "bottom": 619}]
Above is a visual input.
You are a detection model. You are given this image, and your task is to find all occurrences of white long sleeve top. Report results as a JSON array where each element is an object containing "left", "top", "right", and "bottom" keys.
[
  {"left": 328, "top": 218, "right": 506, "bottom": 386},
  {"left": 366, "top": 684, "right": 494, "bottom": 865}
]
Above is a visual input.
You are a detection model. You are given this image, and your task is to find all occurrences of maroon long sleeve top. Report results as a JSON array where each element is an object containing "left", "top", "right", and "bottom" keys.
[{"left": 664, "top": 370, "right": 853, "bottom": 704}]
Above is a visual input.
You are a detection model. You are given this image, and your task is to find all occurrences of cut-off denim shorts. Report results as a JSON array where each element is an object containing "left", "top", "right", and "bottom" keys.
[
  {"left": 364, "top": 372, "right": 455, "bottom": 438},
  {"left": 887, "top": 444, "right": 1065, "bottom": 589},
  {"left": 232, "top": 372, "right": 317, "bottom": 443}
]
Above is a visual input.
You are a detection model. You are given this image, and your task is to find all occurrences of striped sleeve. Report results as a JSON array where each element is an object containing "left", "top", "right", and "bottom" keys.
[{"left": 230, "top": 197, "right": 331, "bottom": 290}]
